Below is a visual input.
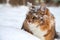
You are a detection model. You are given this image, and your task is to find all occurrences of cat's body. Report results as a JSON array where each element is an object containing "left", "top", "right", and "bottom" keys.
[{"left": 22, "top": 4, "right": 56, "bottom": 40}]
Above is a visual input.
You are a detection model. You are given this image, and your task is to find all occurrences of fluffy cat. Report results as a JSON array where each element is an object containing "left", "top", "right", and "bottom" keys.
[{"left": 22, "top": 4, "right": 57, "bottom": 40}]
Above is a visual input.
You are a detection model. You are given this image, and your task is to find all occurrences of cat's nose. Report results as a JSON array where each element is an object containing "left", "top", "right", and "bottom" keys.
[
  {"left": 40, "top": 17, "right": 43, "bottom": 20},
  {"left": 40, "top": 16, "right": 44, "bottom": 23},
  {"left": 28, "top": 19, "right": 32, "bottom": 22}
]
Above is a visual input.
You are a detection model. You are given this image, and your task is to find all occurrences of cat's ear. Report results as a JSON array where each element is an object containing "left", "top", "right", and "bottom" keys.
[
  {"left": 27, "top": 2, "right": 32, "bottom": 9},
  {"left": 40, "top": 3, "right": 46, "bottom": 11}
]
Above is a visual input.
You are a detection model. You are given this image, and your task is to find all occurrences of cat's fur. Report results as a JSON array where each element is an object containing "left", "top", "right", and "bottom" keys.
[{"left": 22, "top": 4, "right": 57, "bottom": 40}]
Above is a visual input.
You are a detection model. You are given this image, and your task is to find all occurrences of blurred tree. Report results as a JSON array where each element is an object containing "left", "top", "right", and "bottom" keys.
[
  {"left": 0, "top": 0, "right": 6, "bottom": 3},
  {"left": 26, "top": 0, "right": 41, "bottom": 5},
  {"left": 52, "top": 0, "right": 60, "bottom": 3},
  {"left": 9, "top": 0, "right": 26, "bottom": 6}
]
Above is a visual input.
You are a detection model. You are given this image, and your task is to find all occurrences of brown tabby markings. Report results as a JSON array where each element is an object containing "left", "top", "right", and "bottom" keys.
[{"left": 22, "top": 5, "right": 56, "bottom": 40}]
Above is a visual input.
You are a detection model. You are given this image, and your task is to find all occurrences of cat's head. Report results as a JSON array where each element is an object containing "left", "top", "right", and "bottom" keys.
[
  {"left": 26, "top": 6, "right": 51, "bottom": 30},
  {"left": 27, "top": 6, "right": 50, "bottom": 24}
]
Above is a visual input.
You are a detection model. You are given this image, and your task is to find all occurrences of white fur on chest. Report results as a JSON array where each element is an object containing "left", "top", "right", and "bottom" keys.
[{"left": 27, "top": 22, "right": 47, "bottom": 40}]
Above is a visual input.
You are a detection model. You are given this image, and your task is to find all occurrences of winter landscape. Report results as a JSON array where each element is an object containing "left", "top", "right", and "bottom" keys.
[{"left": 0, "top": 2, "right": 60, "bottom": 40}]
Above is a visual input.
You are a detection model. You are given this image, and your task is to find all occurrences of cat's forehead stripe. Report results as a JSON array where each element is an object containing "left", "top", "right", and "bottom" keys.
[{"left": 33, "top": 13, "right": 38, "bottom": 17}]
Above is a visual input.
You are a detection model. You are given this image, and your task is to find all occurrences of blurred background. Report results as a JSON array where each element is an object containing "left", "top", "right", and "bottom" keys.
[{"left": 0, "top": 0, "right": 60, "bottom": 6}]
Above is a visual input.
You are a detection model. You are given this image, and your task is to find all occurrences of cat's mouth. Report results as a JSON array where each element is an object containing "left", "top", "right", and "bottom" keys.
[{"left": 27, "top": 20, "right": 40, "bottom": 27}]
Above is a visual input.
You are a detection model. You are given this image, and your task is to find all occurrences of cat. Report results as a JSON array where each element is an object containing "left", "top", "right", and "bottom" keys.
[{"left": 22, "top": 4, "right": 57, "bottom": 40}]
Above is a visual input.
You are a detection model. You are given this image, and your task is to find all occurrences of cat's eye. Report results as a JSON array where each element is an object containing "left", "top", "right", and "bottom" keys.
[{"left": 32, "top": 17, "right": 37, "bottom": 19}]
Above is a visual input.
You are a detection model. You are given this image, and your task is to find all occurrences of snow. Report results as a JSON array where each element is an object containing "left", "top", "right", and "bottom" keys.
[
  {"left": 0, "top": 4, "right": 29, "bottom": 29},
  {"left": 48, "top": 7, "right": 60, "bottom": 32},
  {"left": 0, "top": 4, "right": 60, "bottom": 40},
  {"left": 0, "top": 27, "right": 40, "bottom": 40}
]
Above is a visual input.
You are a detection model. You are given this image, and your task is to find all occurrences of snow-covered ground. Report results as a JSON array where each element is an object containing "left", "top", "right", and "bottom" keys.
[
  {"left": 0, "top": 4, "right": 29, "bottom": 29},
  {"left": 0, "top": 27, "right": 40, "bottom": 40},
  {"left": 0, "top": 4, "right": 60, "bottom": 40}
]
